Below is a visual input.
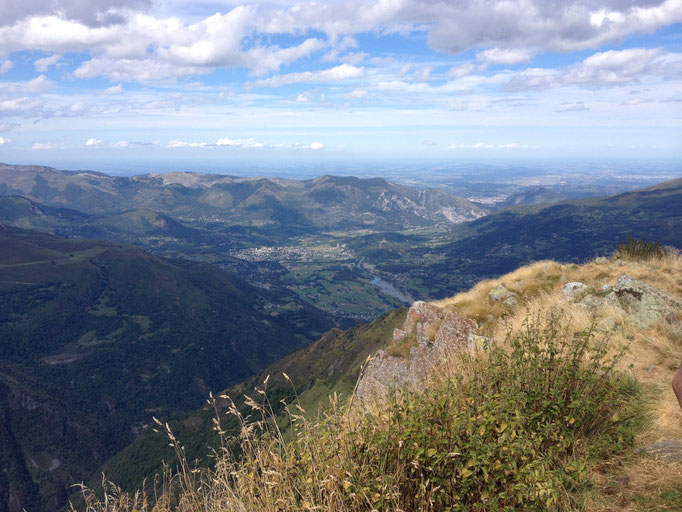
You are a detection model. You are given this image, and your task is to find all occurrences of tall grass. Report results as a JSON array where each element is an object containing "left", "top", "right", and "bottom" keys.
[{"left": 72, "top": 312, "right": 643, "bottom": 512}]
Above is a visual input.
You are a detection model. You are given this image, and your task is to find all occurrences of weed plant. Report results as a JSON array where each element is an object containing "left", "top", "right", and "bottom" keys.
[{"left": 614, "top": 237, "right": 666, "bottom": 261}]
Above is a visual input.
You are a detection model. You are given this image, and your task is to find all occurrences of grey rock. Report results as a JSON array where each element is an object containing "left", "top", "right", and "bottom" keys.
[
  {"left": 488, "top": 284, "right": 517, "bottom": 304},
  {"left": 595, "top": 256, "right": 608, "bottom": 264},
  {"left": 644, "top": 439, "right": 682, "bottom": 463},
  {"left": 562, "top": 281, "right": 588, "bottom": 299},
  {"left": 609, "top": 258, "right": 626, "bottom": 269},
  {"left": 612, "top": 275, "right": 682, "bottom": 330}
]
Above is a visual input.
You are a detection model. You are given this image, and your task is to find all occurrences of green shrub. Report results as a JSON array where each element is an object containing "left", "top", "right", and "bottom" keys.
[{"left": 332, "top": 315, "right": 641, "bottom": 511}]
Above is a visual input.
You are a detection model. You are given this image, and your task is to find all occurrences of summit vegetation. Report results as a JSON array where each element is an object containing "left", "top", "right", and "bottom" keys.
[{"left": 73, "top": 244, "right": 682, "bottom": 512}]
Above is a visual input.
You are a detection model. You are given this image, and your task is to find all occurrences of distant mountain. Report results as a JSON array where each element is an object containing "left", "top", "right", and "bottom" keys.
[
  {"left": 0, "top": 227, "right": 336, "bottom": 511},
  {"left": 0, "top": 164, "right": 488, "bottom": 230},
  {"left": 397, "top": 177, "right": 682, "bottom": 294}
]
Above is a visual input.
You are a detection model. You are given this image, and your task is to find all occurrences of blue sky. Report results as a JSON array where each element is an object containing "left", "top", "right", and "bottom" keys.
[{"left": 0, "top": 0, "right": 681, "bottom": 172}]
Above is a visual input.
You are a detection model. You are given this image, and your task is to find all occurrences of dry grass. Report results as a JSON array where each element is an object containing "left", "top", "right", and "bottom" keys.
[{"left": 72, "top": 250, "right": 682, "bottom": 512}]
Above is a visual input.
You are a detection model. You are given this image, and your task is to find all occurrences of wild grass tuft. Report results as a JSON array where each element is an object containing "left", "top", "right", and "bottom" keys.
[{"left": 614, "top": 236, "right": 669, "bottom": 262}]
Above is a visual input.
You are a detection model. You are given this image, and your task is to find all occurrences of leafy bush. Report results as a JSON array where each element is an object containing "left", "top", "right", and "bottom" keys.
[{"left": 74, "top": 314, "right": 643, "bottom": 512}]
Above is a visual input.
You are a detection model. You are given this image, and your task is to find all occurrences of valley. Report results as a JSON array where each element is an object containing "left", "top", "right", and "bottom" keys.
[{"left": 0, "top": 164, "right": 681, "bottom": 511}]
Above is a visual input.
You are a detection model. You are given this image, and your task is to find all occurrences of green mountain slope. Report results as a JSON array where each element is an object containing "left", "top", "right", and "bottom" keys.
[
  {"left": 0, "top": 227, "right": 336, "bottom": 511},
  {"left": 97, "top": 308, "right": 407, "bottom": 495}
]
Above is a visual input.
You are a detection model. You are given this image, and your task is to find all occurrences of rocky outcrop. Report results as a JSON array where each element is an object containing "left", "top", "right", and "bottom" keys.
[
  {"left": 568, "top": 275, "right": 682, "bottom": 331},
  {"left": 356, "top": 301, "right": 477, "bottom": 401}
]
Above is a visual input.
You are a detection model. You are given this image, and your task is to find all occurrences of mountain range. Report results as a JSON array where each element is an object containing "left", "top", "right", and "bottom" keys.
[
  {"left": 0, "top": 165, "right": 681, "bottom": 511},
  {"left": 0, "top": 164, "right": 488, "bottom": 231}
]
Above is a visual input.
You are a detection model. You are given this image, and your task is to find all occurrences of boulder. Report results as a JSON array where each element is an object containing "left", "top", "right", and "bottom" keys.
[
  {"left": 562, "top": 282, "right": 588, "bottom": 299},
  {"left": 577, "top": 274, "right": 682, "bottom": 331},
  {"left": 612, "top": 275, "right": 682, "bottom": 330},
  {"left": 488, "top": 284, "right": 517, "bottom": 304}
]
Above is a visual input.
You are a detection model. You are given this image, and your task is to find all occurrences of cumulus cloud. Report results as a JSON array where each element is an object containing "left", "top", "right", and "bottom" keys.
[
  {"left": 0, "top": 97, "right": 42, "bottom": 113},
  {"left": 0, "top": 0, "right": 153, "bottom": 27},
  {"left": 506, "top": 47, "right": 675, "bottom": 91},
  {"left": 249, "top": 64, "right": 365, "bottom": 88},
  {"left": 0, "top": 137, "right": 11, "bottom": 145},
  {"left": 32, "top": 142, "right": 57, "bottom": 150},
  {"left": 477, "top": 48, "right": 532, "bottom": 65},
  {"left": 293, "top": 141, "right": 326, "bottom": 150},
  {"left": 348, "top": 88, "right": 369, "bottom": 98},
  {"left": 168, "top": 137, "right": 267, "bottom": 149},
  {"left": 0, "top": 59, "right": 13, "bottom": 74},
  {"left": 448, "top": 63, "right": 476, "bottom": 79},
  {"left": 103, "top": 84, "right": 123, "bottom": 94},
  {"left": 1, "top": 1, "right": 680, "bottom": 84},
  {"left": 246, "top": 37, "right": 326, "bottom": 76},
  {"left": 34, "top": 53, "right": 61, "bottom": 71},
  {"left": 215, "top": 137, "right": 265, "bottom": 148},
  {"left": 0, "top": 75, "right": 52, "bottom": 94},
  {"left": 85, "top": 138, "right": 103, "bottom": 146}
]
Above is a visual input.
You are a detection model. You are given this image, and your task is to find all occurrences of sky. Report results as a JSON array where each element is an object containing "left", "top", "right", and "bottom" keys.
[{"left": 0, "top": 0, "right": 681, "bottom": 173}]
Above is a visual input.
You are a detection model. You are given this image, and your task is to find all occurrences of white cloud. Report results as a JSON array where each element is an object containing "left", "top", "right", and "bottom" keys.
[
  {"left": 246, "top": 37, "right": 326, "bottom": 76},
  {"left": 293, "top": 141, "right": 326, "bottom": 150},
  {"left": 413, "top": 66, "right": 432, "bottom": 82},
  {"left": 447, "top": 63, "right": 476, "bottom": 79},
  {"left": 215, "top": 137, "right": 264, "bottom": 148},
  {"left": 477, "top": 48, "right": 532, "bottom": 65},
  {"left": 506, "top": 47, "right": 674, "bottom": 91},
  {"left": 168, "top": 137, "right": 267, "bottom": 148},
  {"left": 0, "top": 1, "right": 679, "bottom": 85},
  {"left": 0, "top": 137, "right": 11, "bottom": 145},
  {"left": 0, "top": 75, "right": 52, "bottom": 94},
  {"left": 168, "top": 139, "right": 202, "bottom": 148},
  {"left": 348, "top": 88, "right": 369, "bottom": 98},
  {"left": 103, "top": 84, "right": 123, "bottom": 94},
  {"left": 0, "top": 0, "right": 153, "bottom": 27},
  {"left": 0, "top": 59, "right": 13, "bottom": 74},
  {"left": 249, "top": 64, "right": 365, "bottom": 88},
  {"left": 32, "top": 142, "right": 57, "bottom": 150},
  {"left": 110, "top": 140, "right": 130, "bottom": 147},
  {"left": 34, "top": 53, "right": 61, "bottom": 71},
  {"left": 85, "top": 138, "right": 103, "bottom": 146},
  {"left": 0, "top": 97, "right": 42, "bottom": 113}
]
